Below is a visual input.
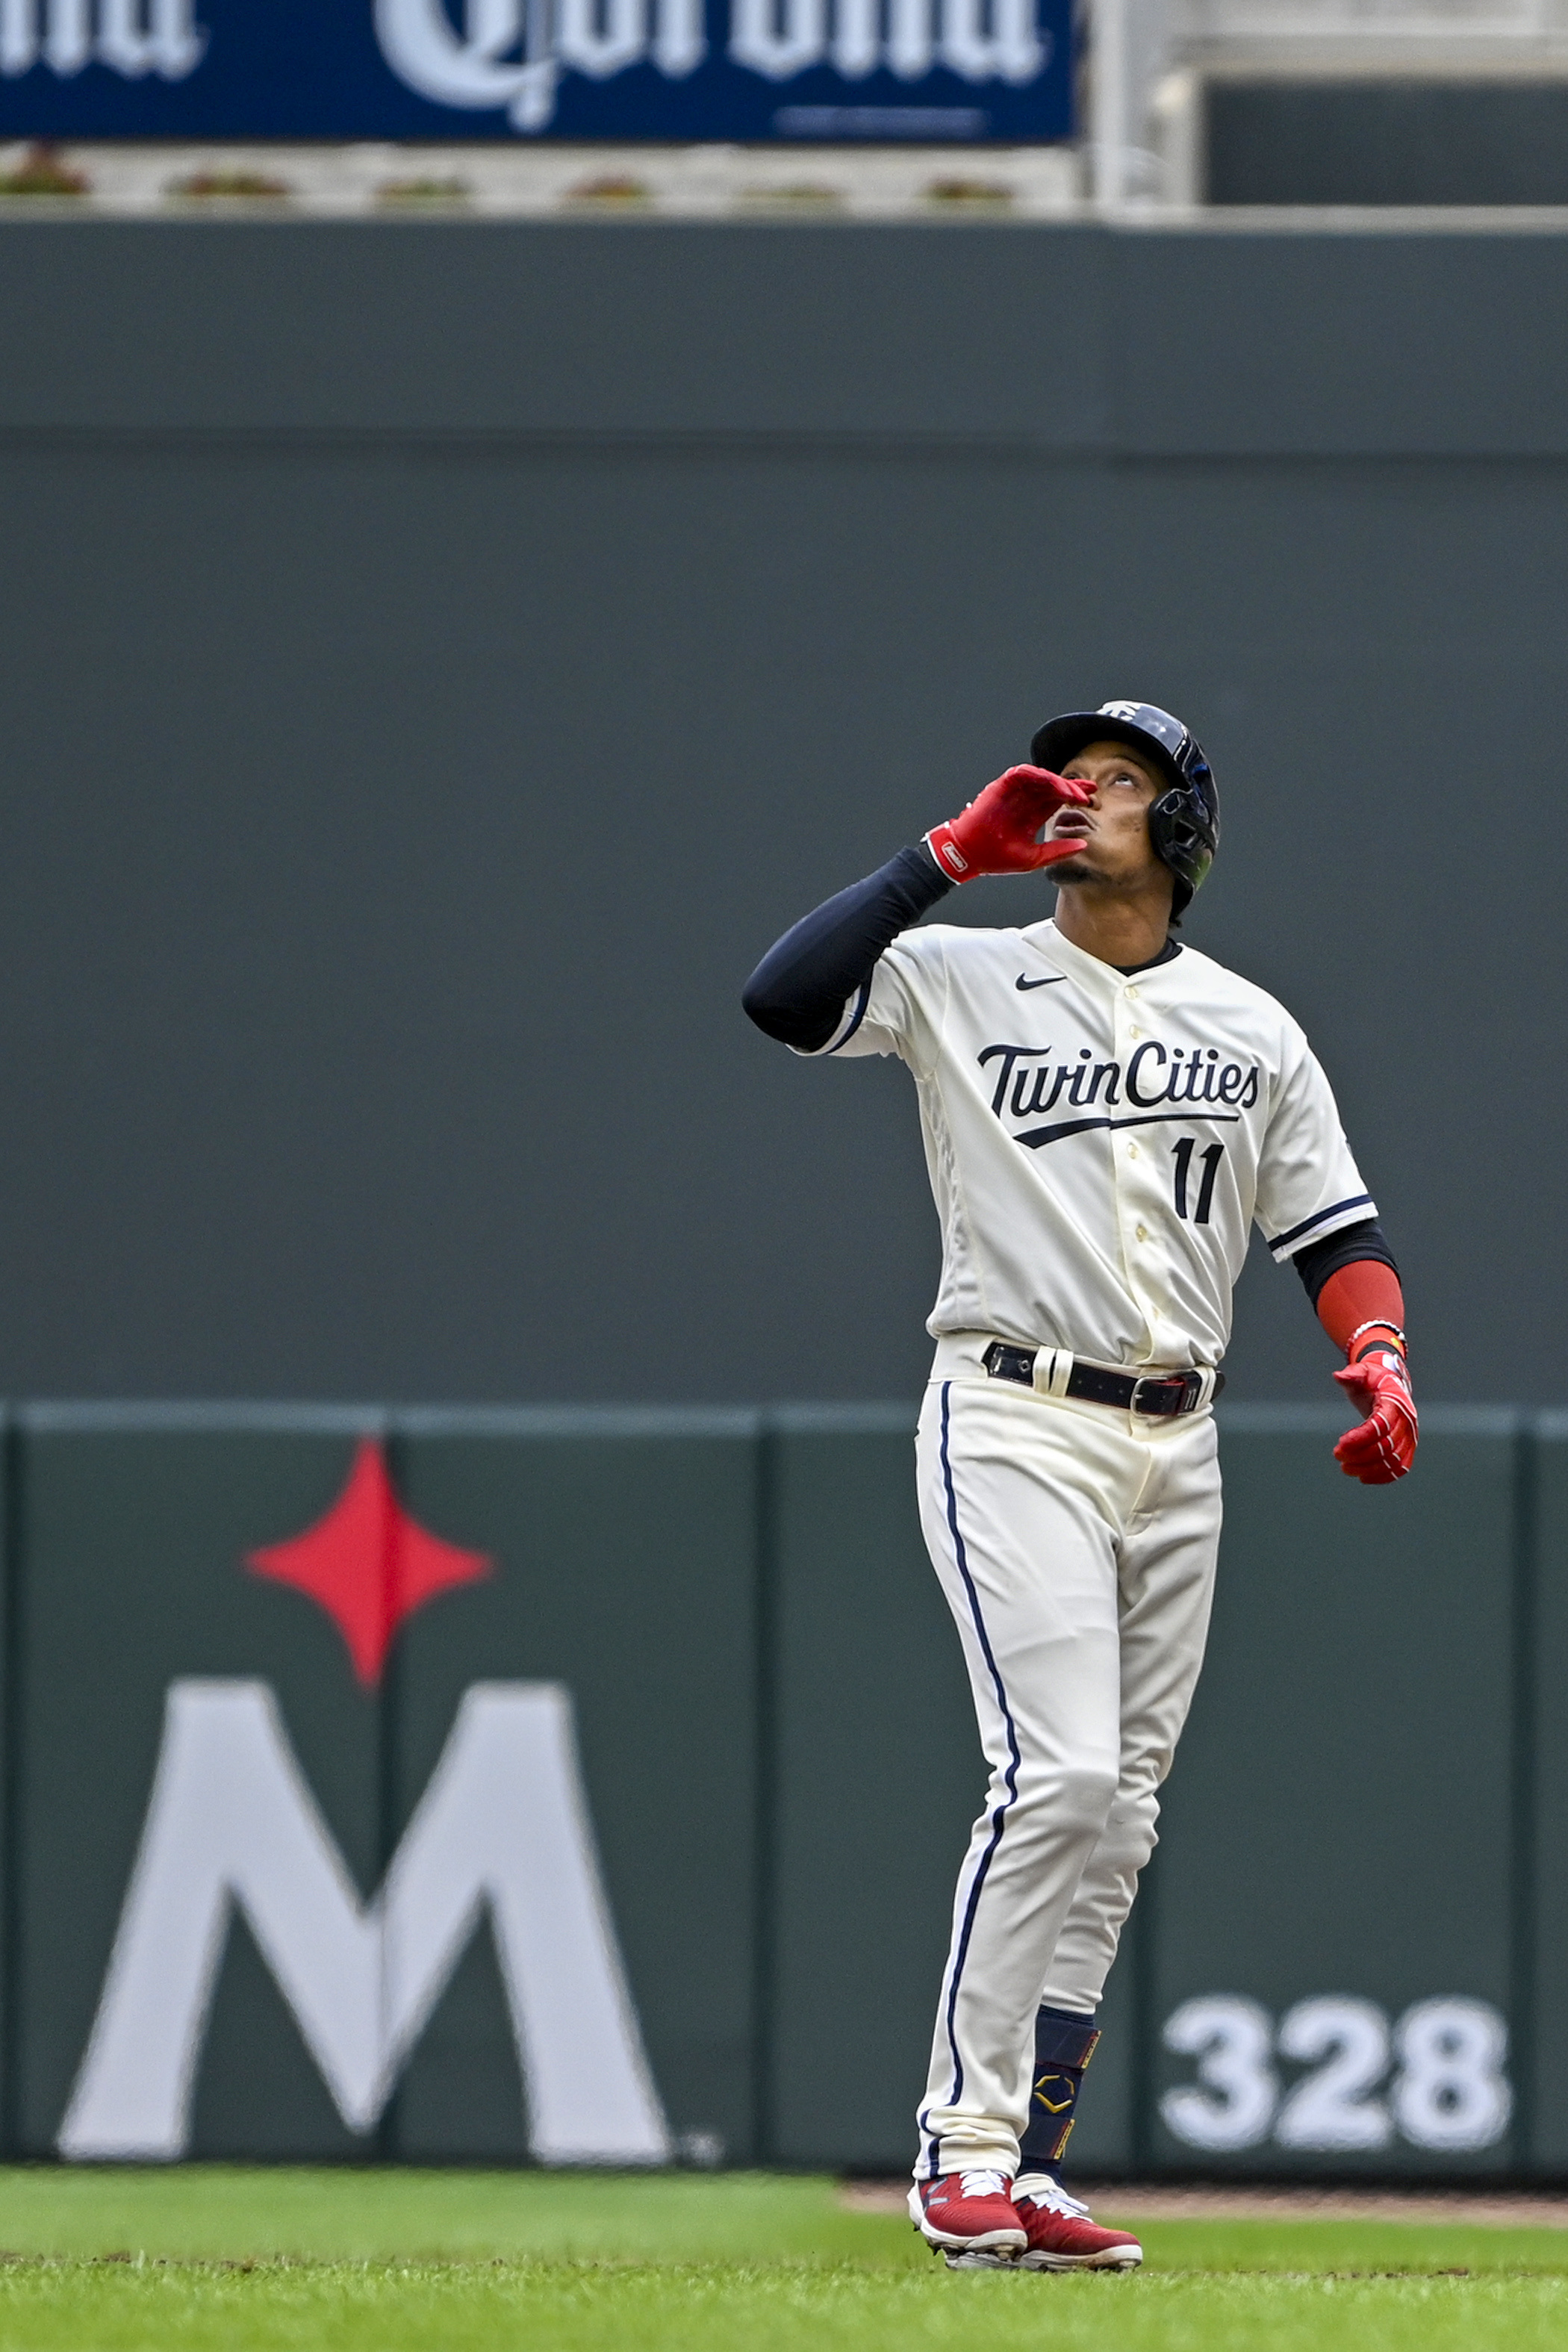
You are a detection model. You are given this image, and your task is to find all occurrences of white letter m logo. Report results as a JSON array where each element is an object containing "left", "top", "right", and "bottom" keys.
[{"left": 59, "top": 1680, "right": 671, "bottom": 2162}]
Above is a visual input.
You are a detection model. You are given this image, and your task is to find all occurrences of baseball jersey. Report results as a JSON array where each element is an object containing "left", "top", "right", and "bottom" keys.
[{"left": 806, "top": 916, "right": 1372, "bottom": 1370}]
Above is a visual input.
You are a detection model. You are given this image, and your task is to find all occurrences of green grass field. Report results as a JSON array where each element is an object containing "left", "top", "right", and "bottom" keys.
[{"left": 0, "top": 2168, "right": 1561, "bottom": 2351}]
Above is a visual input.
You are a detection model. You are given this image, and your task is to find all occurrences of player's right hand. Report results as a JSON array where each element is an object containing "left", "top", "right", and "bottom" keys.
[
  {"left": 926, "top": 765, "right": 1093, "bottom": 884},
  {"left": 1333, "top": 1350, "right": 1418, "bottom": 1484}
]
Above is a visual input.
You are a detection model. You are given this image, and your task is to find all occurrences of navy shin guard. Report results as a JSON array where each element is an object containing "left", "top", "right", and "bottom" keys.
[{"left": 1016, "top": 2004, "right": 1101, "bottom": 2174}]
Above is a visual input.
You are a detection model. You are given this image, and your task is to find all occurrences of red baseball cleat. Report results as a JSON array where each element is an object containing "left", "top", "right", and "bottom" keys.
[
  {"left": 908, "top": 2170, "right": 1027, "bottom": 2262},
  {"left": 1012, "top": 2175, "right": 1142, "bottom": 2271}
]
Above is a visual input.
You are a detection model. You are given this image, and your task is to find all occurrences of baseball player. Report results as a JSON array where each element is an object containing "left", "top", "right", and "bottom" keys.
[{"left": 742, "top": 702, "right": 1414, "bottom": 2274}]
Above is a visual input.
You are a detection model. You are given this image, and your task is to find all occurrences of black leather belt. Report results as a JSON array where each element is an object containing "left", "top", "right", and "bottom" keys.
[{"left": 982, "top": 1341, "right": 1222, "bottom": 1417}]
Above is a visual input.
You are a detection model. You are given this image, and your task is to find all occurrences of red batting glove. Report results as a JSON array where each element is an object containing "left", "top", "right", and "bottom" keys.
[
  {"left": 926, "top": 765, "right": 1092, "bottom": 884},
  {"left": 1333, "top": 1348, "right": 1418, "bottom": 1485}
]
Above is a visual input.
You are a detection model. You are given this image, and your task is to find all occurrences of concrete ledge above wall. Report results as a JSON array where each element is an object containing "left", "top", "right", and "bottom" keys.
[{"left": 0, "top": 140, "right": 1085, "bottom": 221}]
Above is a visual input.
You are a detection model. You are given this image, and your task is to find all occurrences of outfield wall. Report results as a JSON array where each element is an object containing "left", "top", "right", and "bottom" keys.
[{"left": 0, "top": 1402, "right": 1561, "bottom": 2178}]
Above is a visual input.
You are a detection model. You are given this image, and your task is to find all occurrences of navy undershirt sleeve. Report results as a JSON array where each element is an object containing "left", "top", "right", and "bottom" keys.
[
  {"left": 741, "top": 843, "right": 954, "bottom": 1052},
  {"left": 1292, "top": 1218, "right": 1399, "bottom": 1306}
]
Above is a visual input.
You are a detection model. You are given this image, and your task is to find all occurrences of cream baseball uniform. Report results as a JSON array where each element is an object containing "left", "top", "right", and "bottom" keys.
[{"left": 806, "top": 912, "right": 1373, "bottom": 2178}]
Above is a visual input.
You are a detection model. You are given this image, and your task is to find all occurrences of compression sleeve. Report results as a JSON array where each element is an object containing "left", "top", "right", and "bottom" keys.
[
  {"left": 741, "top": 843, "right": 954, "bottom": 1052},
  {"left": 1292, "top": 1217, "right": 1399, "bottom": 1307},
  {"left": 1316, "top": 1257, "right": 1406, "bottom": 1360}
]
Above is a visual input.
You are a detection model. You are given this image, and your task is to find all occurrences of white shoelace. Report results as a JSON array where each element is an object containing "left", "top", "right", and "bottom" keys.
[
  {"left": 1013, "top": 2173, "right": 1091, "bottom": 2219},
  {"left": 956, "top": 2169, "right": 1010, "bottom": 2200}
]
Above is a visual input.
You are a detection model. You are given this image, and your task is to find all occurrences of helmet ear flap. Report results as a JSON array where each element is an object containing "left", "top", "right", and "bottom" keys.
[{"left": 1148, "top": 778, "right": 1218, "bottom": 909}]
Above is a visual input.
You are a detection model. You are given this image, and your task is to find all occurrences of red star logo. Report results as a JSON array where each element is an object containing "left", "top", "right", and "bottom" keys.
[{"left": 246, "top": 1437, "right": 491, "bottom": 1686}]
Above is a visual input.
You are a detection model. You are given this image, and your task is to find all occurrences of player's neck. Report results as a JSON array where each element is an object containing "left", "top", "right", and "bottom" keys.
[{"left": 1052, "top": 880, "right": 1175, "bottom": 971}]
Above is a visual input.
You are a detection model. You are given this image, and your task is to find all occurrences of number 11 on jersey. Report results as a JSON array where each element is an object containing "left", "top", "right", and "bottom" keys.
[{"left": 1172, "top": 1137, "right": 1225, "bottom": 1223}]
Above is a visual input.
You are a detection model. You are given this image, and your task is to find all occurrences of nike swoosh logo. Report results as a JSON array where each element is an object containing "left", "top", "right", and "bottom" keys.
[{"left": 1015, "top": 973, "right": 1066, "bottom": 991}]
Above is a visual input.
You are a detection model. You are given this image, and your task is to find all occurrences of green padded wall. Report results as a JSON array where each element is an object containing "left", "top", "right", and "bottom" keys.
[
  {"left": 761, "top": 1405, "right": 1139, "bottom": 2174},
  {"left": 392, "top": 1410, "right": 761, "bottom": 2165},
  {"left": 7, "top": 1406, "right": 759, "bottom": 2168},
  {"left": 10, "top": 1410, "right": 386, "bottom": 2157},
  {"left": 1527, "top": 1413, "right": 1568, "bottom": 2171},
  {"left": 1150, "top": 1407, "right": 1522, "bottom": 2177},
  {"left": 0, "top": 1401, "right": 1552, "bottom": 2175}
]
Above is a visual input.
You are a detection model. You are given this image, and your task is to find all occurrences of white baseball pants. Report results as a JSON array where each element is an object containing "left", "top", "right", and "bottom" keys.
[{"left": 914, "top": 1338, "right": 1222, "bottom": 2180}]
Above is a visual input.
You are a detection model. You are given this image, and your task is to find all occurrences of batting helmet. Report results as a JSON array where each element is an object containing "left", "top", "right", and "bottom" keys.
[{"left": 1029, "top": 700, "right": 1219, "bottom": 918}]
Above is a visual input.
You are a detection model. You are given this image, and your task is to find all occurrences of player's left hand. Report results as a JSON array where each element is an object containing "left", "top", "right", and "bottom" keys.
[{"left": 1332, "top": 1349, "right": 1418, "bottom": 1484}]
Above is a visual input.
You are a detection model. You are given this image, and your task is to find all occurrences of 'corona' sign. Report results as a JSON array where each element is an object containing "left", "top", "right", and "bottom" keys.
[{"left": 0, "top": 0, "right": 1073, "bottom": 141}]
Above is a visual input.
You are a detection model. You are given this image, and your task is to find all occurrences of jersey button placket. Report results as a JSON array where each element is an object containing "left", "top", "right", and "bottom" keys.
[
  {"left": 1136, "top": 985, "right": 1180, "bottom": 1350},
  {"left": 1113, "top": 982, "right": 1158, "bottom": 1339}
]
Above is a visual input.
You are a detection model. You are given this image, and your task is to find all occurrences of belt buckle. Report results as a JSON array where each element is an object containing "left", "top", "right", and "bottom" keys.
[
  {"left": 1130, "top": 1370, "right": 1201, "bottom": 1417},
  {"left": 983, "top": 1341, "right": 1036, "bottom": 1389}
]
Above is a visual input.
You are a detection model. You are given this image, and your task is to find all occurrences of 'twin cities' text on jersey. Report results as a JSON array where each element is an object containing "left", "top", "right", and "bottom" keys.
[
  {"left": 978, "top": 1041, "right": 1262, "bottom": 1131},
  {"left": 804, "top": 918, "right": 1372, "bottom": 1370}
]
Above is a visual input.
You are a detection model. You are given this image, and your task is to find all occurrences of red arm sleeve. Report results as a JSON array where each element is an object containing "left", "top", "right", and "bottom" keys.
[{"left": 1316, "top": 1259, "right": 1406, "bottom": 1360}]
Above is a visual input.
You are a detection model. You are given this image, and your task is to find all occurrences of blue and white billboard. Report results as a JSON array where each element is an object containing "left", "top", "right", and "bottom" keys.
[{"left": 0, "top": 0, "right": 1073, "bottom": 141}]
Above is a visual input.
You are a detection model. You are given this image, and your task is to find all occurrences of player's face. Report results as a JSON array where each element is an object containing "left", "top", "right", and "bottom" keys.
[{"left": 1046, "top": 740, "right": 1166, "bottom": 889}]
